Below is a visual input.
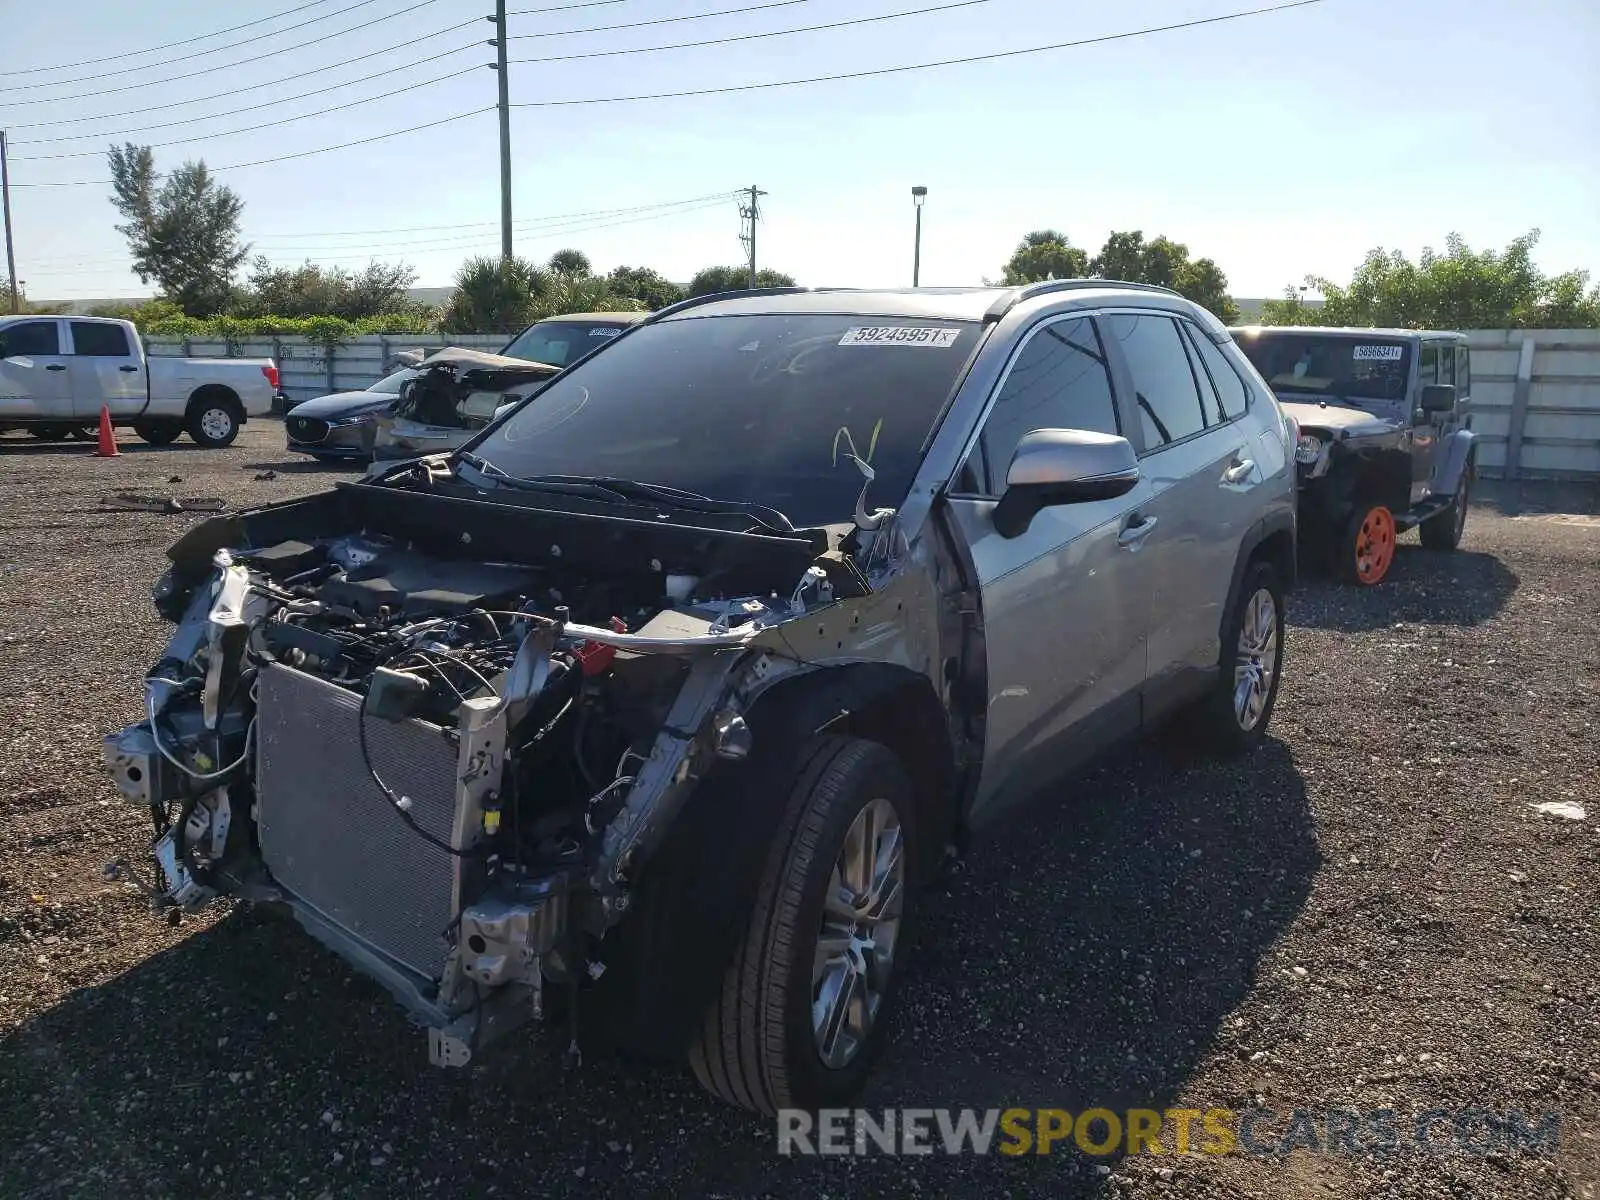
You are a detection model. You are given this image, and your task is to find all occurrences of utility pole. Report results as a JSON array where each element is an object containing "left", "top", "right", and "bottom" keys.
[
  {"left": 1, "top": 131, "right": 18, "bottom": 315},
  {"left": 738, "top": 185, "right": 766, "bottom": 288},
  {"left": 489, "top": 1, "right": 513, "bottom": 262}
]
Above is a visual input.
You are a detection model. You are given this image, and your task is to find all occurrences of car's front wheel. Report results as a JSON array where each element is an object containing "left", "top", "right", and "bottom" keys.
[
  {"left": 1339, "top": 501, "right": 1397, "bottom": 586},
  {"left": 690, "top": 736, "right": 916, "bottom": 1114}
]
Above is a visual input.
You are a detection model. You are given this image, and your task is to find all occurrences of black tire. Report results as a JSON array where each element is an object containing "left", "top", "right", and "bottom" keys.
[
  {"left": 28, "top": 424, "right": 70, "bottom": 440},
  {"left": 689, "top": 736, "right": 917, "bottom": 1114},
  {"left": 68, "top": 425, "right": 95, "bottom": 441},
  {"left": 186, "top": 391, "right": 243, "bottom": 448},
  {"left": 133, "top": 420, "right": 183, "bottom": 447},
  {"left": 1195, "top": 558, "right": 1286, "bottom": 754},
  {"left": 1420, "top": 464, "right": 1471, "bottom": 551}
]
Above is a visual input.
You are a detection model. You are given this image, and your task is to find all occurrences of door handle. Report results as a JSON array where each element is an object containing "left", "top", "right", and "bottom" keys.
[
  {"left": 119, "top": 364, "right": 140, "bottom": 373},
  {"left": 45, "top": 363, "right": 66, "bottom": 372},
  {"left": 1222, "top": 458, "right": 1255, "bottom": 484},
  {"left": 1117, "top": 515, "right": 1159, "bottom": 548}
]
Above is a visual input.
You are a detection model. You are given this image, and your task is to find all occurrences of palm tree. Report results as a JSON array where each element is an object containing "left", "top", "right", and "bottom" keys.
[
  {"left": 547, "top": 248, "right": 592, "bottom": 278},
  {"left": 441, "top": 256, "right": 550, "bottom": 332}
]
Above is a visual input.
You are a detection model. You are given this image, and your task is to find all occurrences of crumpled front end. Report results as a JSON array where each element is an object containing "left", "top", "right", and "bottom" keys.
[{"left": 100, "top": 475, "right": 915, "bottom": 1067}]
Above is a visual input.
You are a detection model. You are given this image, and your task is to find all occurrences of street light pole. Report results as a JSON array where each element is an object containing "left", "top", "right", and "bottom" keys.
[{"left": 911, "top": 186, "right": 927, "bottom": 287}]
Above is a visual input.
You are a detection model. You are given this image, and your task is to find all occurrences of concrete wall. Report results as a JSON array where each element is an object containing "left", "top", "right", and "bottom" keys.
[
  {"left": 1464, "top": 329, "right": 1600, "bottom": 480},
  {"left": 146, "top": 327, "right": 1600, "bottom": 479}
]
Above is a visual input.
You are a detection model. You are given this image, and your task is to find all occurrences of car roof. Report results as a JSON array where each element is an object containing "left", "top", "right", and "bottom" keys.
[
  {"left": 539, "top": 311, "right": 648, "bottom": 324},
  {"left": 651, "top": 283, "right": 1210, "bottom": 324},
  {"left": 1230, "top": 324, "right": 1466, "bottom": 340}
]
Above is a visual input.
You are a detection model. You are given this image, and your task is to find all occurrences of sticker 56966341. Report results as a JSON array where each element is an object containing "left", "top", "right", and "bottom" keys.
[
  {"left": 1352, "top": 344, "right": 1404, "bottom": 361},
  {"left": 838, "top": 326, "right": 961, "bottom": 348}
]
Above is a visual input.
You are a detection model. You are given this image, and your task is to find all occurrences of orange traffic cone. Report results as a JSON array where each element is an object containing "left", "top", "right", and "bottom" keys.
[{"left": 94, "top": 405, "right": 120, "bottom": 458}]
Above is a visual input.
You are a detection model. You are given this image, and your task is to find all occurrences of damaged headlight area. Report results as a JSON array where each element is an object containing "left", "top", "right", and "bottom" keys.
[{"left": 101, "top": 480, "right": 872, "bottom": 1068}]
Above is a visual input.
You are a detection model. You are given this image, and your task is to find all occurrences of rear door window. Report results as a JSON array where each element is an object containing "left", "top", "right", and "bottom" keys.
[
  {"left": 1100, "top": 313, "right": 1208, "bottom": 451},
  {"left": 1437, "top": 342, "right": 1455, "bottom": 386},
  {"left": 1419, "top": 343, "right": 1437, "bottom": 385},
  {"left": 70, "top": 322, "right": 132, "bottom": 357},
  {"left": 1456, "top": 345, "right": 1470, "bottom": 394},
  {"left": 1185, "top": 326, "right": 1251, "bottom": 420}
]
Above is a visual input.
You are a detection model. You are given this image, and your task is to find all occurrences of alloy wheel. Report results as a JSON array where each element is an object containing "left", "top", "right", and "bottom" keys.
[
  {"left": 811, "top": 796, "right": 904, "bottom": 1070},
  {"left": 1233, "top": 586, "right": 1279, "bottom": 731}
]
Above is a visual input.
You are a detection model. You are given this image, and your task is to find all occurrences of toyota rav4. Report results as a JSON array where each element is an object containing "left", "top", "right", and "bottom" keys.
[{"left": 103, "top": 282, "right": 1296, "bottom": 1114}]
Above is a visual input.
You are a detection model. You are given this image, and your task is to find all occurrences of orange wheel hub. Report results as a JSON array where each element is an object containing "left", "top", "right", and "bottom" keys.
[{"left": 1354, "top": 505, "right": 1396, "bottom": 584}]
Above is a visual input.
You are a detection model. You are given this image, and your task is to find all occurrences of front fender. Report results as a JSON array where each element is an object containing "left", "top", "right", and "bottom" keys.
[{"left": 1434, "top": 429, "right": 1478, "bottom": 493}]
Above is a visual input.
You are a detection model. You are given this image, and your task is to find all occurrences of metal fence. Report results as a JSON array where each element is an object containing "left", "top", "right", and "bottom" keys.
[
  {"left": 146, "top": 328, "right": 1600, "bottom": 479},
  {"left": 1463, "top": 330, "right": 1600, "bottom": 480},
  {"left": 143, "top": 333, "right": 507, "bottom": 411}
]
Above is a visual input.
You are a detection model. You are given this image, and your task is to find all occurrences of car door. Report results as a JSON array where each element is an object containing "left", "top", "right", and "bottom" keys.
[
  {"left": 0, "top": 319, "right": 72, "bottom": 420},
  {"left": 1099, "top": 311, "right": 1260, "bottom": 717},
  {"left": 942, "top": 314, "right": 1157, "bottom": 822},
  {"left": 1410, "top": 340, "right": 1442, "bottom": 501},
  {"left": 67, "top": 321, "right": 145, "bottom": 419}
]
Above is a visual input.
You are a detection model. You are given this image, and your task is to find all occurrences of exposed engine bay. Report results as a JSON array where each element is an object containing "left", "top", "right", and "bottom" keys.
[{"left": 101, "top": 465, "right": 900, "bottom": 1067}]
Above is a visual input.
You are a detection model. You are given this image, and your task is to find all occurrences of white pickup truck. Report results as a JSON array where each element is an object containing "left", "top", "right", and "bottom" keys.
[{"left": 0, "top": 314, "right": 284, "bottom": 448}]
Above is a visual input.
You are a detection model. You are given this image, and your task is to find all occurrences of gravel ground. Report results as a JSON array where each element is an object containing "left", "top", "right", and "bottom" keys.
[{"left": 0, "top": 423, "right": 1595, "bottom": 1199}]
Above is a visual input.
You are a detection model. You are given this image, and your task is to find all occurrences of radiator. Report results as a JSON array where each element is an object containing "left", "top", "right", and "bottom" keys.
[{"left": 255, "top": 662, "right": 463, "bottom": 980}]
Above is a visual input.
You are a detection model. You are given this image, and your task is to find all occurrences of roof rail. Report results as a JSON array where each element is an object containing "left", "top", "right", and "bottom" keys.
[
  {"left": 644, "top": 286, "right": 815, "bottom": 323},
  {"left": 982, "top": 277, "right": 1184, "bottom": 322}
]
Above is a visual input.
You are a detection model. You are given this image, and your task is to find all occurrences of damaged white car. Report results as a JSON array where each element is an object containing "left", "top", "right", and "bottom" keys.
[{"left": 103, "top": 283, "right": 1296, "bottom": 1113}]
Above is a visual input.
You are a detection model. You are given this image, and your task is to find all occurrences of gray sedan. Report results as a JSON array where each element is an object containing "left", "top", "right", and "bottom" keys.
[{"left": 284, "top": 367, "right": 415, "bottom": 461}]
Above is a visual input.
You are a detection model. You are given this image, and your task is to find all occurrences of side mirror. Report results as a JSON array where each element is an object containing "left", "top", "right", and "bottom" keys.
[
  {"left": 993, "top": 429, "right": 1140, "bottom": 539},
  {"left": 1420, "top": 383, "right": 1456, "bottom": 413}
]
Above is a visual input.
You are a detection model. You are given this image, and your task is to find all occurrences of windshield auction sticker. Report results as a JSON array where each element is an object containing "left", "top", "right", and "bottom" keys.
[
  {"left": 1352, "top": 344, "right": 1404, "bottom": 361},
  {"left": 838, "top": 326, "right": 961, "bottom": 347}
]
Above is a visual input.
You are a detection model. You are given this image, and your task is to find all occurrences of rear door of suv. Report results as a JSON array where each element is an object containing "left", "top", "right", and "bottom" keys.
[{"left": 1098, "top": 310, "right": 1268, "bottom": 722}]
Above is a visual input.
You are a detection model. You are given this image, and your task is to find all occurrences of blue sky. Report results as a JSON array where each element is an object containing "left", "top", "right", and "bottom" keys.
[{"left": 5, "top": 0, "right": 1596, "bottom": 302}]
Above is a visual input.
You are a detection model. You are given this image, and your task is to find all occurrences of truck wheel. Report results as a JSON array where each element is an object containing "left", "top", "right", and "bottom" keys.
[
  {"left": 1196, "top": 558, "right": 1285, "bottom": 754},
  {"left": 28, "top": 424, "right": 71, "bottom": 440},
  {"left": 1339, "top": 502, "right": 1397, "bottom": 586},
  {"left": 1420, "top": 467, "right": 1471, "bottom": 551},
  {"left": 690, "top": 736, "right": 916, "bottom": 1114},
  {"left": 133, "top": 420, "right": 183, "bottom": 447},
  {"left": 186, "top": 391, "right": 243, "bottom": 448}
]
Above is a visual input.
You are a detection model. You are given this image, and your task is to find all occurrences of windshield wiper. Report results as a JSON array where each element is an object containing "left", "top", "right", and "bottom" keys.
[{"left": 516, "top": 474, "right": 797, "bottom": 533}]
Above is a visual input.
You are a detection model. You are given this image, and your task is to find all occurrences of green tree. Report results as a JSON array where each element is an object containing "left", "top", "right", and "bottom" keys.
[
  {"left": 1256, "top": 289, "right": 1323, "bottom": 326},
  {"left": 1, "top": 280, "right": 46, "bottom": 314},
  {"left": 687, "top": 266, "right": 796, "bottom": 296},
  {"left": 548, "top": 248, "right": 592, "bottom": 277},
  {"left": 532, "top": 275, "right": 642, "bottom": 319},
  {"left": 234, "top": 257, "right": 420, "bottom": 321},
  {"left": 440, "top": 256, "right": 549, "bottom": 333},
  {"left": 1088, "top": 231, "right": 1240, "bottom": 322},
  {"left": 106, "top": 143, "right": 249, "bottom": 317},
  {"left": 1288, "top": 230, "right": 1600, "bottom": 329},
  {"left": 999, "top": 230, "right": 1089, "bottom": 285},
  {"left": 606, "top": 265, "right": 684, "bottom": 310}
]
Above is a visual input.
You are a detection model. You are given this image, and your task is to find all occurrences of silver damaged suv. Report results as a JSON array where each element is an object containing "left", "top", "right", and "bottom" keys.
[{"left": 103, "top": 282, "right": 1297, "bottom": 1114}]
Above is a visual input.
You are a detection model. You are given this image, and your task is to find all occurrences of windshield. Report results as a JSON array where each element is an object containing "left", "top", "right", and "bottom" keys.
[
  {"left": 501, "top": 320, "right": 632, "bottom": 367},
  {"left": 1233, "top": 332, "right": 1411, "bottom": 403},
  {"left": 472, "top": 313, "right": 982, "bottom": 527},
  {"left": 368, "top": 367, "right": 418, "bottom": 395}
]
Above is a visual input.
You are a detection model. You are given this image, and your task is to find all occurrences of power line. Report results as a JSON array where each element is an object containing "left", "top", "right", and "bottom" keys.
[
  {"left": 6, "top": 40, "right": 481, "bottom": 134},
  {"left": 15, "top": 0, "right": 1002, "bottom": 159},
  {"left": 9, "top": 108, "right": 495, "bottom": 188},
  {"left": 509, "top": 0, "right": 1325, "bottom": 109},
  {"left": 509, "top": 0, "right": 999, "bottom": 68},
  {"left": 0, "top": 0, "right": 342, "bottom": 76},
  {"left": 0, "top": 0, "right": 467, "bottom": 103},
  {"left": 7, "top": 2, "right": 1323, "bottom": 188},
  {"left": 508, "top": 0, "right": 821, "bottom": 41},
  {"left": 10, "top": 66, "right": 484, "bottom": 161},
  {"left": 0, "top": 0, "right": 396, "bottom": 87}
]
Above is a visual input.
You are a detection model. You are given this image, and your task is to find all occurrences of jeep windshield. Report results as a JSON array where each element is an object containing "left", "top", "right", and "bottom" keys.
[
  {"left": 1234, "top": 332, "right": 1411, "bottom": 404},
  {"left": 469, "top": 313, "right": 981, "bottom": 528},
  {"left": 501, "top": 320, "right": 633, "bottom": 367}
]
